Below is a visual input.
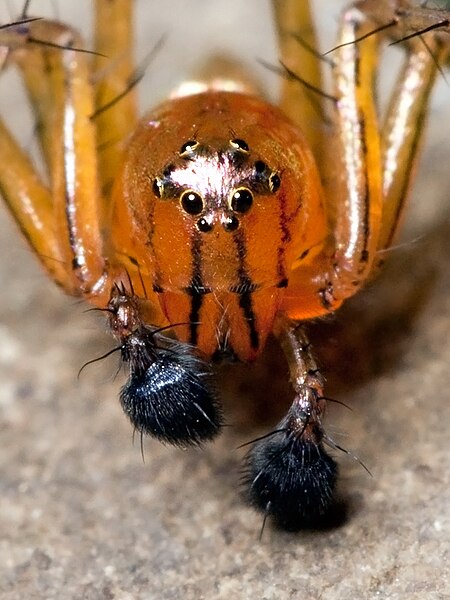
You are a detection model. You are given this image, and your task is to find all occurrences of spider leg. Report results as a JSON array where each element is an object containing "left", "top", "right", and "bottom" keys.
[
  {"left": 336, "top": 0, "right": 450, "bottom": 259},
  {"left": 281, "top": 1, "right": 450, "bottom": 319},
  {"left": 281, "top": 5, "right": 383, "bottom": 318},
  {"left": 0, "top": 119, "right": 66, "bottom": 285},
  {"left": 108, "top": 286, "right": 223, "bottom": 447},
  {"left": 0, "top": 18, "right": 108, "bottom": 299},
  {"left": 360, "top": 0, "right": 450, "bottom": 48},
  {"left": 322, "top": 5, "right": 384, "bottom": 302},
  {"left": 377, "top": 38, "right": 449, "bottom": 255},
  {"left": 272, "top": 0, "right": 324, "bottom": 160},
  {"left": 93, "top": 0, "right": 138, "bottom": 201}
]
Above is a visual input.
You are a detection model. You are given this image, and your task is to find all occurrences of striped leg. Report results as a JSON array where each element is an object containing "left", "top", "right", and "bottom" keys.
[
  {"left": 345, "top": 0, "right": 450, "bottom": 256},
  {"left": 0, "top": 119, "right": 66, "bottom": 286},
  {"left": 281, "top": 4, "right": 383, "bottom": 319},
  {"left": 270, "top": 1, "right": 450, "bottom": 531},
  {"left": 93, "top": 0, "right": 138, "bottom": 201},
  {"left": 378, "top": 39, "right": 449, "bottom": 254},
  {"left": 0, "top": 18, "right": 107, "bottom": 298},
  {"left": 272, "top": 0, "right": 324, "bottom": 160}
]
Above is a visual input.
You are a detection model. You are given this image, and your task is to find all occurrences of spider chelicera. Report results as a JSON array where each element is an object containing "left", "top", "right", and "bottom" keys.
[{"left": 0, "top": 0, "right": 449, "bottom": 530}]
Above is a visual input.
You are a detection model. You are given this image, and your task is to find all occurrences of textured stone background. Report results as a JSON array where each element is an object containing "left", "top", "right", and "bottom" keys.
[{"left": 0, "top": 2, "right": 449, "bottom": 599}]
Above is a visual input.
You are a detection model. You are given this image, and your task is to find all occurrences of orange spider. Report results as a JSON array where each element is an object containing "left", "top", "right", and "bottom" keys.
[{"left": 0, "top": 0, "right": 449, "bottom": 530}]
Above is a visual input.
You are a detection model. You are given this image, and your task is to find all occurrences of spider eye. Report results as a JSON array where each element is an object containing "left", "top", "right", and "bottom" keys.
[
  {"left": 230, "top": 138, "right": 249, "bottom": 152},
  {"left": 222, "top": 215, "right": 240, "bottom": 232},
  {"left": 254, "top": 160, "right": 267, "bottom": 173},
  {"left": 153, "top": 178, "right": 163, "bottom": 198},
  {"left": 230, "top": 187, "right": 253, "bottom": 213},
  {"left": 269, "top": 173, "right": 281, "bottom": 192},
  {"left": 197, "top": 217, "right": 213, "bottom": 233},
  {"left": 179, "top": 140, "right": 199, "bottom": 155},
  {"left": 180, "top": 190, "right": 204, "bottom": 215}
]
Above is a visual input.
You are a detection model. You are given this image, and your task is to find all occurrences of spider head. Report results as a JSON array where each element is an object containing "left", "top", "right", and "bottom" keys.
[{"left": 111, "top": 90, "right": 325, "bottom": 295}]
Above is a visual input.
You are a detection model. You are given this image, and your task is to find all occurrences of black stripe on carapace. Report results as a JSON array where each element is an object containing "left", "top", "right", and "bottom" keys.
[
  {"left": 239, "top": 291, "right": 259, "bottom": 350},
  {"left": 276, "top": 189, "right": 291, "bottom": 285},
  {"left": 188, "top": 292, "right": 203, "bottom": 346},
  {"left": 188, "top": 233, "right": 204, "bottom": 345},
  {"left": 233, "top": 229, "right": 260, "bottom": 351},
  {"left": 277, "top": 278, "right": 289, "bottom": 288}
]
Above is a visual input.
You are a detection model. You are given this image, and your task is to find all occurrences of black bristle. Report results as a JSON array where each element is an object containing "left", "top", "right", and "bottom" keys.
[{"left": 244, "top": 432, "right": 338, "bottom": 530}]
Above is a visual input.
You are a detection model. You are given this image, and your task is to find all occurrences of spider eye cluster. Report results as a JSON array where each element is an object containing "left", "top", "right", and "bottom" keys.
[{"left": 151, "top": 137, "right": 282, "bottom": 233}]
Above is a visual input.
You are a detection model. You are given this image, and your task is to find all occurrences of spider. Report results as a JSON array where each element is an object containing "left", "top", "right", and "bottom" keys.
[{"left": 0, "top": 0, "right": 449, "bottom": 531}]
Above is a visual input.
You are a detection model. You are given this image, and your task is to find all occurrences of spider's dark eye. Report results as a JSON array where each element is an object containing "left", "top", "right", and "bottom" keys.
[
  {"left": 197, "top": 217, "right": 213, "bottom": 233},
  {"left": 180, "top": 190, "right": 204, "bottom": 215},
  {"left": 223, "top": 215, "right": 240, "bottom": 232},
  {"left": 230, "top": 138, "right": 249, "bottom": 152},
  {"left": 179, "top": 140, "right": 199, "bottom": 155},
  {"left": 230, "top": 188, "right": 253, "bottom": 213},
  {"left": 269, "top": 173, "right": 281, "bottom": 192},
  {"left": 153, "top": 178, "right": 163, "bottom": 198},
  {"left": 254, "top": 160, "right": 267, "bottom": 173}
]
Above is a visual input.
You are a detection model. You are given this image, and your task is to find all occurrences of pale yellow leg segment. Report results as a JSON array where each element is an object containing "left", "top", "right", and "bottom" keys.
[
  {"left": 7, "top": 45, "right": 54, "bottom": 175},
  {"left": 272, "top": 0, "right": 324, "bottom": 159},
  {"left": 329, "top": 6, "right": 383, "bottom": 292},
  {"left": 283, "top": 5, "right": 383, "bottom": 319},
  {"left": 282, "top": 1, "right": 450, "bottom": 320},
  {"left": 379, "top": 39, "right": 449, "bottom": 252},
  {"left": 282, "top": 6, "right": 384, "bottom": 318},
  {"left": 94, "top": 0, "right": 137, "bottom": 199},
  {"left": 1, "top": 19, "right": 106, "bottom": 297},
  {"left": 0, "top": 119, "right": 67, "bottom": 286}
]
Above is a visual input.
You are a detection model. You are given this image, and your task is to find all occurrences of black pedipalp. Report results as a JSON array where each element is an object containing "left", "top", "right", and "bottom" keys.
[
  {"left": 244, "top": 428, "right": 338, "bottom": 531},
  {"left": 119, "top": 326, "right": 223, "bottom": 447}
]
